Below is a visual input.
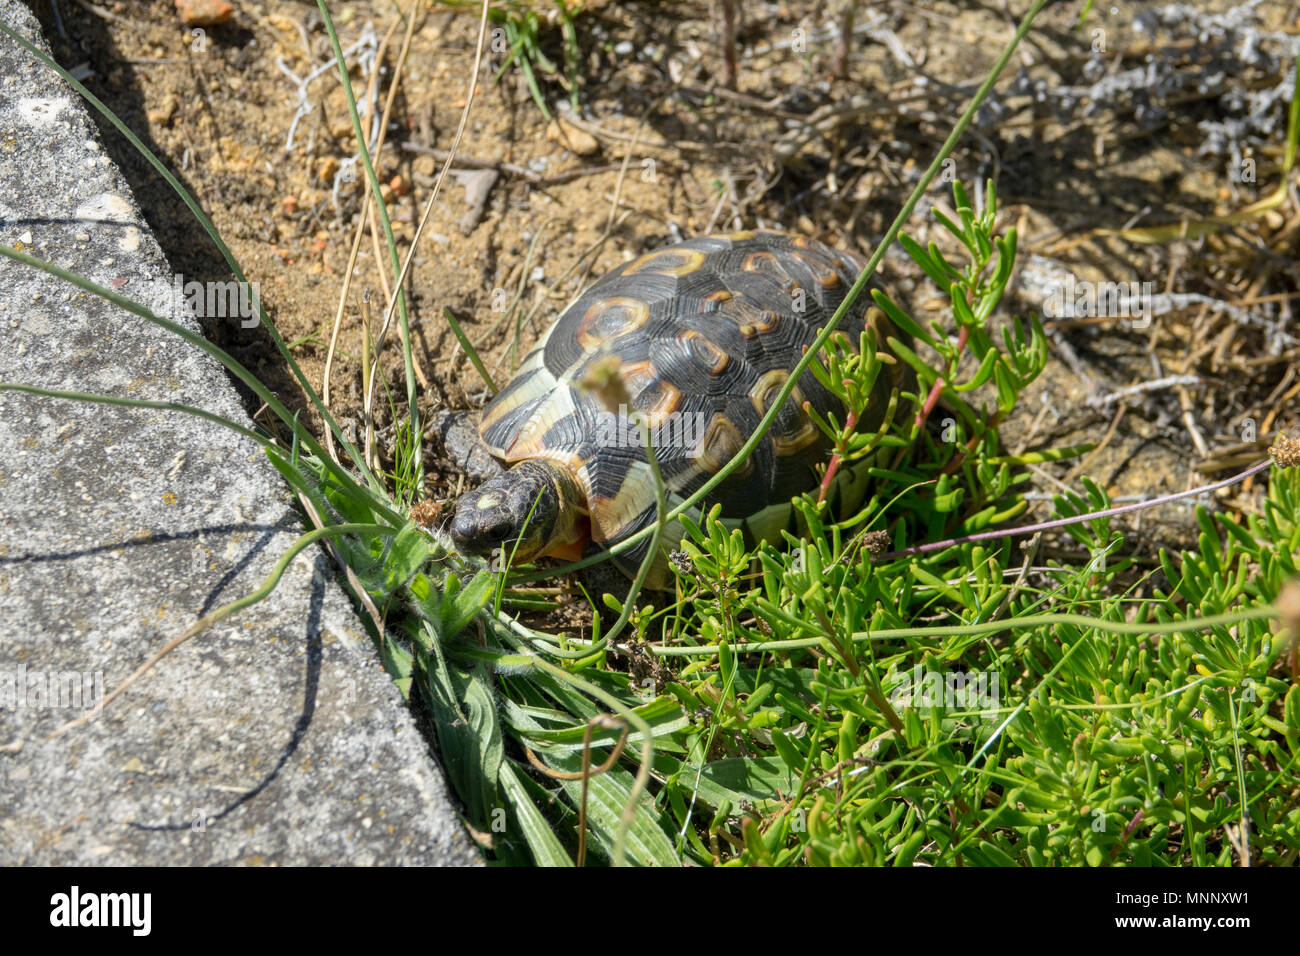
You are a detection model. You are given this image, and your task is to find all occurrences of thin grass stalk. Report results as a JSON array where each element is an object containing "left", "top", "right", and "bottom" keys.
[
  {"left": 323, "top": 0, "right": 424, "bottom": 462},
  {"left": 0, "top": 383, "right": 267, "bottom": 447},
  {"left": 316, "top": 0, "right": 424, "bottom": 488}
]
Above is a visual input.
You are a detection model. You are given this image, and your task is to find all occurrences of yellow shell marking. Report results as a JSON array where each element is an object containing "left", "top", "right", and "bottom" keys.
[
  {"left": 588, "top": 461, "right": 660, "bottom": 541},
  {"left": 681, "top": 330, "right": 729, "bottom": 375},
  {"left": 493, "top": 385, "right": 578, "bottom": 462},
  {"left": 692, "top": 412, "right": 753, "bottom": 476},
  {"left": 574, "top": 296, "right": 652, "bottom": 352},
  {"left": 612, "top": 359, "right": 657, "bottom": 399},
  {"left": 789, "top": 249, "right": 842, "bottom": 288},
  {"left": 622, "top": 248, "right": 708, "bottom": 278},
  {"left": 749, "top": 369, "right": 819, "bottom": 455},
  {"left": 477, "top": 344, "right": 553, "bottom": 455},
  {"left": 741, "top": 251, "right": 781, "bottom": 277},
  {"left": 638, "top": 377, "right": 683, "bottom": 427}
]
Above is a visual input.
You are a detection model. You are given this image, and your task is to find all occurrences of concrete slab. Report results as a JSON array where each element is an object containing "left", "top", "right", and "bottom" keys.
[{"left": 0, "top": 0, "right": 479, "bottom": 866}]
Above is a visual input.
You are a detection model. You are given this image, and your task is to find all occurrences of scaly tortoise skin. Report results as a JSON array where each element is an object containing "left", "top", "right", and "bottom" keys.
[{"left": 440, "top": 230, "right": 909, "bottom": 590}]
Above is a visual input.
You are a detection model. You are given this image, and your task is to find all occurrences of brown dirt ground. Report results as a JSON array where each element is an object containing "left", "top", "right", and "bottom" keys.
[{"left": 33, "top": 0, "right": 1300, "bottom": 608}]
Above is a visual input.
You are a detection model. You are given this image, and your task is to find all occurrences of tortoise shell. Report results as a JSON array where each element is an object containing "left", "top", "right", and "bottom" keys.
[{"left": 471, "top": 229, "right": 905, "bottom": 582}]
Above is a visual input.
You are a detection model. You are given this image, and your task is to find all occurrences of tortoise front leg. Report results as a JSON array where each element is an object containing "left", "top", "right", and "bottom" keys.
[{"left": 429, "top": 408, "right": 505, "bottom": 482}]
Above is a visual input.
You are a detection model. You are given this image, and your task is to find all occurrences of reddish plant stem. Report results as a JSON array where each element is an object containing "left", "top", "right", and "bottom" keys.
[
  {"left": 918, "top": 325, "right": 968, "bottom": 429},
  {"left": 890, "top": 323, "right": 970, "bottom": 472},
  {"left": 818, "top": 407, "right": 857, "bottom": 505},
  {"left": 1109, "top": 809, "right": 1146, "bottom": 860},
  {"left": 942, "top": 409, "right": 1005, "bottom": 477}
]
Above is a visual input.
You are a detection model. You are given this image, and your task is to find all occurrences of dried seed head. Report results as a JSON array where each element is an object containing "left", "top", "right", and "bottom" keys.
[
  {"left": 578, "top": 355, "right": 632, "bottom": 413},
  {"left": 863, "top": 530, "right": 891, "bottom": 557},
  {"left": 669, "top": 549, "right": 696, "bottom": 577},
  {"left": 409, "top": 499, "right": 442, "bottom": 529},
  {"left": 1269, "top": 433, "right": 1300, "bottom": 468}
]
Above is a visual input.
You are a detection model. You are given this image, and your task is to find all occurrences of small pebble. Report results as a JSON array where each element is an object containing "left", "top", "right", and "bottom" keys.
[
  {"left": 546, "top": 118, "right": 600, "bottom": 156},
  {"left": 174, "top": 0, "right": 233, "bottom": 27}
]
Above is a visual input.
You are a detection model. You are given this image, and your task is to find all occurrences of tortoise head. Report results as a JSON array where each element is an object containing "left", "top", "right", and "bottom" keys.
[{"left": 450, "top": 458, "right": 588, "bottom": 564}]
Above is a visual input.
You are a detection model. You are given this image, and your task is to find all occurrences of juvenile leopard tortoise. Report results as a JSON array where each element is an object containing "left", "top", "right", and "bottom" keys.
[{"left": 433, "top": 229, "right": 911, "bottom": 596}]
